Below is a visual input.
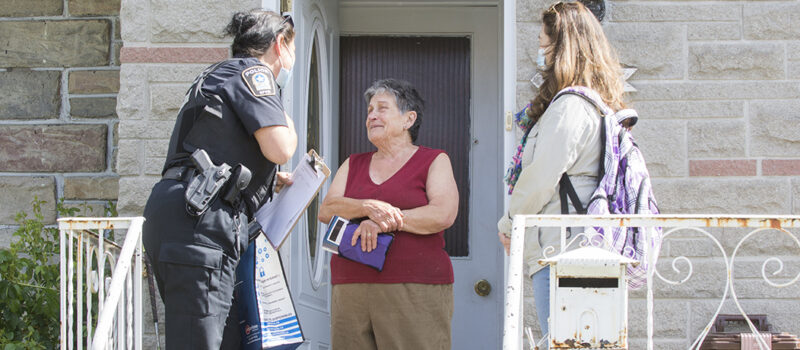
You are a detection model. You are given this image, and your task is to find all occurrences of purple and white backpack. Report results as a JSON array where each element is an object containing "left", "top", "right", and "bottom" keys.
[{"left": 553, "top": 86, "right": 662, "bottom": 289}]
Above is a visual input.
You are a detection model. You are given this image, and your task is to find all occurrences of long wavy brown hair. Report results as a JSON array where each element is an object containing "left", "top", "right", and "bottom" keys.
[{"left": 527, "top": 1, "right": 626, "bottom": 123}]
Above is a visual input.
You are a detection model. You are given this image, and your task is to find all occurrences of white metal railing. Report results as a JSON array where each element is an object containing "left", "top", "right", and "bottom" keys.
[
  {"left": 59, "top": 217, "right": 145, "bottom": 350},
  {"left": 503, "top": 214, "right": 800, "bottom": 350}
]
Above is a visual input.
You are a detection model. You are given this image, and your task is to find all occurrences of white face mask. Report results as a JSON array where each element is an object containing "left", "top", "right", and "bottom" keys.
[
  {"left": 536, "top": 47, "right": 547, "bottom": 71},
  {"left": 275, "top": 41, "right": 294, "bottom": 89}
]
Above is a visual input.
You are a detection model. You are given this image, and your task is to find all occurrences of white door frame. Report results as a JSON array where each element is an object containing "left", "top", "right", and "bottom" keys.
[
  {"left": 284, "top": 1, "right": 340, "bottom": 349},
  {"left": 339, "top": 4, "right": 505, "bottom": 349}
]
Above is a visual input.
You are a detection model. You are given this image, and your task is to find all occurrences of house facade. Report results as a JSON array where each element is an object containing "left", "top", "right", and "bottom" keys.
[{"left": 1, "top": 0, "right": 799, "bottom": 348}]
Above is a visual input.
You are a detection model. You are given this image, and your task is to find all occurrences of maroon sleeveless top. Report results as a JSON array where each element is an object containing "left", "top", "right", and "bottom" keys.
[{"left": 331, "top": 146, "right": 454, "bottom": 285}]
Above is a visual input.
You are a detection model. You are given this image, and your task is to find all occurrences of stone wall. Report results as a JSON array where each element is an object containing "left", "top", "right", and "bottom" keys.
[
  {"left": 0, "top": 0, "right": 121, "bottom": 240},
  {"left": 517, "top": 0, "right": 800, "bottom": 347}
]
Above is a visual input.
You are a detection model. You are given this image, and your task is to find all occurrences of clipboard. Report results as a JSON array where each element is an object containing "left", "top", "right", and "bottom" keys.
[{"left": 254, "top": 149, "right": 331, "bottom": 249}]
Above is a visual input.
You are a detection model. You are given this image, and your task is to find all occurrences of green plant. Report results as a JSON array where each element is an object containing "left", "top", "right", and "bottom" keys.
[{"left": 0, "top": 198, "right": 114, "bottom": 349}]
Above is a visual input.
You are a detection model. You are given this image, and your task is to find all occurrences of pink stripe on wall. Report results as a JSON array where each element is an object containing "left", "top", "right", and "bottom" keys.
[
  {"left": 689, "top": 160, "right": 757, "bottom": 176},
  {"left": 120, "top": 47, "right": 229, "bottom": 63},
  {"left": 762, "top": 159, "right": 800, "bottom": 176}
]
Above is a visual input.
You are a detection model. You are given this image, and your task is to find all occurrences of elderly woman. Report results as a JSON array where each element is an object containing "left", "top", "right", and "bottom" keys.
[
  {"left": 496, "top": 1, "right": 629, "bottom": 342},
  {"left": 319, "top": 78, "right": 459, "bottom": 350}
]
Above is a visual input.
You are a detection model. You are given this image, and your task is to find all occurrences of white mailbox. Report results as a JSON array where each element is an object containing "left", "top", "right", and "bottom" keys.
[{"left": 539, "top": 246, "right": 638, "bottom": 349}]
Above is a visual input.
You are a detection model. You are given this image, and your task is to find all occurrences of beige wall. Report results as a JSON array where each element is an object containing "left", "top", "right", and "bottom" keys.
[{"left": 516, "top": 0, "right": 800, "bottom": 347}]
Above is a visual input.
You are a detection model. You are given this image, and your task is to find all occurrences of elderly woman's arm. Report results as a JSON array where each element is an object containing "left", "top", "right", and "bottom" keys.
[
  {"left": 400, "top": 153, "right": 459, "bottom": 234},
  {"left": 318, "top": 158, "right": 404, "bottom": 231}
]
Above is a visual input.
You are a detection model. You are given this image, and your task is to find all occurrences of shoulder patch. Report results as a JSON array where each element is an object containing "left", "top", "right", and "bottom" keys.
[{"left": 241, "top": 66, "right": 276, "bottom": 97}]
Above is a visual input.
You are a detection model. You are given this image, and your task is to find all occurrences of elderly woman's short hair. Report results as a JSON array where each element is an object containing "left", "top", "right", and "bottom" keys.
[{"left": 364, "top": 79, "right": 424, "bottom": 143}]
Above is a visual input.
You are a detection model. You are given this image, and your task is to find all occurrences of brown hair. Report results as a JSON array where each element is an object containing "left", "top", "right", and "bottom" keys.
[{"left": 527, "top": 2, "right": 626, "bottom": 123}]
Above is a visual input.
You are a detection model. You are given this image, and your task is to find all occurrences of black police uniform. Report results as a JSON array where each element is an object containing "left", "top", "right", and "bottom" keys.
[{"left": 142, "top": 56, "right": 286, "bottom": 349}]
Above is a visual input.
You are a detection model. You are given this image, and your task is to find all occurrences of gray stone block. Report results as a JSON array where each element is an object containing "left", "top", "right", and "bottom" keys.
[
  {"left": 70, "top": 97, "right": 118, "bottom": 119},
  {"left": 789, "top": 42, "right": 800, "bottom": 80},
  {"left": 631, "top": 82, "right": 800, "bottom": 101},
  {"left": 687, "top": 22, "right": 741, "bottom": 41},
  {"left": 68, "top": 0, "right": 120, "bottom": 16},
  {"left": 0, "top": 176, "right": 56, "bottom": 224},
  {"left": 146, "top": 64, "right": 206, "bottom": 83},
  {"left": 688, "top": 120, "right": 746, "bottom": 158},
  {"left": 516, "top": 22, "right": 540, "bottom": 82},
  {"left": 516, "top": 0, "right": 550, "bottom": 23},
  {"left": 62, "top": 201, "right": 112, "bottom": 217},
  {"left": 117, "top": 139, "right": 142, "bottom": 176},
  {"left": 749, "top": 100, "right": 800, "bottom": 157},
  {"left": 144, "top": 157, "right": 163, "bottom": 175},
  {"left": 0, "top": 124, "right": 107, "bottom": 172},
  {"left": 744, "top": 3, "right": 800, "bottom": 40},
  {"left": 612, "top": 3, "right": 740, "bottom": 22},
  {"left": 627, "top": 338, "right": 688, "bottom": 350},
  {"left": 794, "top": 179, "right": 800, "bottom": 215},
  {"left": 632, "top": 100, "right": 743, "bottom": 120},
  {"left": 119, "top": 120, "right": 174, "bottom": 139},
  {"left": 120, "top": 0, "right": 148, "bottom": 42},
  {"left": 118, "top": 65, "right": 149, "bottom": 121},
  {"left": 651, "top": 178, "right": 791, "bottom": 215},
  {"left": 0, "top": 20, "right": 110, "bottom": 68},
  {"left": 0, "top": 69, "right": 61, "bottom": 120},
  {"left": 150, "top": 0, "right": 258, "bottom": 43},
  {"left": 63, "top": 176, "right": 119, "bottom": 200},
  {"left": 629, "top": 299, "right": 688, "bottom": 338},
  {"left": 605, "top": 23, "right": 684, "bottom": 79},
  {"left": 150, "top": 84, "right": 186, "bottom": 120},
  {"left": 69, "top": 70, "right": 120, "bottom": 94},
  {"left": 632, "top": 120, "right": 687, "bottom": 177},
  {"left": 145, "top": 139, "right": 169, "bottom": 158},
  {"left": 689, "top": 43, "right": 784, "bottom": 80},
  {"left": 0, "top": 228, "right": 15, "bottom": 249},
  {"left": 117, "top": 176, "right": 159, "bottom": 216},
  {"left": 0, "top": 0, "right": 62, "bottom": 16}
]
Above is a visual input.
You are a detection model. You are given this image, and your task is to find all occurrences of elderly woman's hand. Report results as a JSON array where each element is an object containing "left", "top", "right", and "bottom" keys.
[
  {"left": 353, "top": 219, "right": 381, "bottom": 252},
  {"left": 362, "top": 199, "right": 404, "bottom": 232}
]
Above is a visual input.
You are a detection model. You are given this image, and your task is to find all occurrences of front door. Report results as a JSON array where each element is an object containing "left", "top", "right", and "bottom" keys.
[
  {"left": 338, "top": 6, "right": 503, "bottom": 349},
  {"left": 284, "top": 1, "right": 338, "bottom": 349}
]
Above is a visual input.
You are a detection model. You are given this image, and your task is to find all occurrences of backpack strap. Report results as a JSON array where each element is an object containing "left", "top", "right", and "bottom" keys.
[
  {"left": 552, "top": 86, "right": 609, "bottom": 215},
  {"left": 559, "top": 174, "right": 586, "bottom": 214}
]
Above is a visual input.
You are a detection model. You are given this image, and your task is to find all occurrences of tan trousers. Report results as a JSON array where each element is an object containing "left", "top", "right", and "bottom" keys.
[{"left": 331, "top": 283, "right": 454, "bottom": 350}]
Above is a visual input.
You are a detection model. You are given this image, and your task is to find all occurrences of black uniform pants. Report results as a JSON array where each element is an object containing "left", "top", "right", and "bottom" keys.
[{"left": 142, "top": 179, "right": 248, "bottom": 350}]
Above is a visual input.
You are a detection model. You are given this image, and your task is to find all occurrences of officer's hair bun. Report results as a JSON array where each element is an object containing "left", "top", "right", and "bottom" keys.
[
  {"left": 224, "top": 9, "right": 294, "bottom": 58},
  {"left": 226, "top": 11, "right": 258, "bottom": 37}
]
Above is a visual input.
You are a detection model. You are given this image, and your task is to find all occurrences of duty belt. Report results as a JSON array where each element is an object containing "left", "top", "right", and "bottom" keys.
[{"left": 162, "top": 166, "right": 196, "bottom": 182}]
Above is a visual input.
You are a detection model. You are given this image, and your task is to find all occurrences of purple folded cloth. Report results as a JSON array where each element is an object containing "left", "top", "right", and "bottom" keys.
[{"left": 337, "top": 224, "right": 394, "bottom": 271}]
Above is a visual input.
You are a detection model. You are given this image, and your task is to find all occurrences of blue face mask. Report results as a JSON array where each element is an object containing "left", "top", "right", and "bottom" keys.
[
  {"left": 536, "top": 47, "right": 547, "bottom": 71},
  {"left": 276, "top": 42, "right": 294, "bottom": 89}
]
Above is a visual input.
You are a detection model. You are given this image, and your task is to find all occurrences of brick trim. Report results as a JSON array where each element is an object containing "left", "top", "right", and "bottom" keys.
[
  {"left": 119, "top": 47, "right": 229, "bottom": 64},
  {"left": 689, "top": 160, "right": 757, "bottom": 176},
  {"left": 762, "top": 159, "right": 800, "bottom": 176}
]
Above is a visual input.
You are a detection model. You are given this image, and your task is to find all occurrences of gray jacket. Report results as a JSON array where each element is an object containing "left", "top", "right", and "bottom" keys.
[{"left": 498, "top": 94, "right": 603, "bottom": 276}]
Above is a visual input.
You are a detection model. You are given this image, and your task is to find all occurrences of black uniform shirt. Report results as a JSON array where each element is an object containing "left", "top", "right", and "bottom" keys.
[{"left": 164, "top": 57, "right": 287, "bottom": 215}]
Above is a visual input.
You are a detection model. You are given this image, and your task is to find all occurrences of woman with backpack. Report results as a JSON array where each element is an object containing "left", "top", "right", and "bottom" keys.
[{"left": 496, "top": 1, "right": 629, "bottom": 342}]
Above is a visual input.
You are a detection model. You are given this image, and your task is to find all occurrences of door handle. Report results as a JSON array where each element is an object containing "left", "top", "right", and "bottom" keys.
[{"left": 474, "top": 279, "right": 491, "bottom": 297}]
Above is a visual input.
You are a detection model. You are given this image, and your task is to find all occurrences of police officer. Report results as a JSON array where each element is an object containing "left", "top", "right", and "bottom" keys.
[{"left": 142, "top": 9, "right": 297, "bottom": 349}]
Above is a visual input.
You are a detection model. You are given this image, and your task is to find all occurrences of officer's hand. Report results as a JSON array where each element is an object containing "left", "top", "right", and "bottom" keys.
[
  {"left": 274, "top": 172, "right": 293, "bottom": 193},
  {"left": 353, "top": 219, "right": 380, "bottom": 252},
  {"left": 362, "top": 199, "right": 404, "bottom": 232}
]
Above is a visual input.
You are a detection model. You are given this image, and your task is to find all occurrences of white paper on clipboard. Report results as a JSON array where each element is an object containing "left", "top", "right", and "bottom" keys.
[{"left": 254, "top": 149, "right": 330, "bottom": 249}]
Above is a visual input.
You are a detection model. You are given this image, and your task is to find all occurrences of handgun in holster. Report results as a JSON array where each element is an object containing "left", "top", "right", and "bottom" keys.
[
  {"left": 184, "top": 149, "right": 231, "bottom": 216},
  {"left": 222, "top": 164, "right": 252, "bottom": 205}
]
